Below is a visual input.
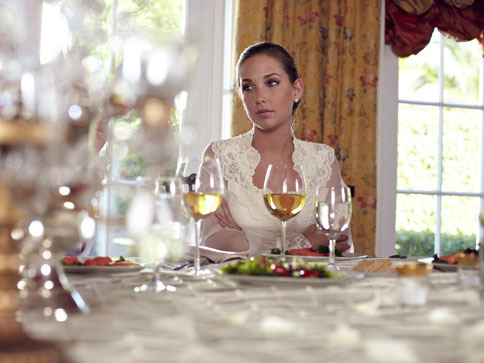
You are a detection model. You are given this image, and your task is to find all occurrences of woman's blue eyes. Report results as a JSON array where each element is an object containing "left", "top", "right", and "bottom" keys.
[{"left": 241, "top": 80, "right": 279, "bottom": 92}]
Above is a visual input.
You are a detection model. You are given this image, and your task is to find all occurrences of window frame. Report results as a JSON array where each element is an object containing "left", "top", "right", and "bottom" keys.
[
  {"left": 182, "top": 0, "right": 232, "bottom": 157},
  {"left": 376, "top": 5, "right": 484, "bottom": 256}
]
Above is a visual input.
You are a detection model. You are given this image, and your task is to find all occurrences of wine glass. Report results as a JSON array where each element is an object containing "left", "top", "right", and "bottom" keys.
[
  {"left": 263, "top": 165, "right": 306, "bottom": 261},
  {"left": 315, "top": 186, "right": 352, "bottom": 271},
  {"left": 180, "top": 156, "right": 224, "bottom": 276},
  {"left": 128, "top": 176, "right": 175, "bottom": 293}
]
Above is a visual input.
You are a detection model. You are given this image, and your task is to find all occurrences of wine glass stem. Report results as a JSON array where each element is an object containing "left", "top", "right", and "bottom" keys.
[
  {"left": 281, "top": 220, "right": 287, "bottom": 262},
  {"left": 153, "top": 260, "right": 166, "bottom": 290},
  {"left": 328, "top": 238, "right": 336, "bottom": 266},
  {"left": 194, "top": 219, "right": 201, "bottom": 276}
]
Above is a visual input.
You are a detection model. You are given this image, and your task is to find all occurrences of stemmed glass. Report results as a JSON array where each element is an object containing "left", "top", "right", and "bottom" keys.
[
  {"left": 315, "top": 186, "right": 352, "bottom": 271},
  {"left": 180, "top": 156, "right": 224, "bottom": 276},
  {"left": 263, "top": 165, "right": 306, "bottom": 261},
  {"left": 129, "top": 176, "right": 180, "bottom": 293}
]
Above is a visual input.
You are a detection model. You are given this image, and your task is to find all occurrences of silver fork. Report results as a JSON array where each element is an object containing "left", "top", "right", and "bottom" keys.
[{"left": 161, "top": 261, "right": 193, "bottom": 270}]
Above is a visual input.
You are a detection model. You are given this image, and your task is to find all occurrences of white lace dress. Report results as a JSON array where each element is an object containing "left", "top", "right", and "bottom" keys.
[{"left": 201, "top": 129, "right": 352, "bottom": 255}]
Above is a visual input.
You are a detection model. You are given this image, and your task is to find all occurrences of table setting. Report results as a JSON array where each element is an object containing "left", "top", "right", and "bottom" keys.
[
  {"left": 19, "top": 252, "right": 484, "bottom": 363},
  {"left": 0, "top": 5, "right": 483, "bottom": 363}
]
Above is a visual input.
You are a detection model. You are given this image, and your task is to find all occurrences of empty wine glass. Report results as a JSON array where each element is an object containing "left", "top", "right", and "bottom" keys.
[
  {"left": 263, "top": 165, "right": 306, "bottom": 262},
  {"left": 126, "top": 177, "right": 171, "bottom": 293},
  {"left": 180, "top": 156, "right": 223, "bottom": 276},
  {"left": 315, "top": 186, "right": 352, "bottom": 271}
]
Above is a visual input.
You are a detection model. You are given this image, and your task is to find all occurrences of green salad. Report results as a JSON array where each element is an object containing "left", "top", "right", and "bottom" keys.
[{"left": 221, "top": 256, "right": 340, "bottom": 279}]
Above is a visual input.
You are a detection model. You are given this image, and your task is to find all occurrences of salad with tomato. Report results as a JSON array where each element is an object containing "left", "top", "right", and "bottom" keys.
[
  {"left": 220, "top": 256, "right": 339, "bottom": 279},
  {"left": 432, "top": 248, "right": 479, "bottom": 265},
  {"left": 62, "top": 256, "right": 138, "bottom": 267}
]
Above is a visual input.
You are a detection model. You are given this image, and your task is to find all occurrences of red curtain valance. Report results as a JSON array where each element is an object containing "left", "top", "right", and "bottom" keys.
[{"left": 385, "top": 0, "right": 484, "bottom": 57}]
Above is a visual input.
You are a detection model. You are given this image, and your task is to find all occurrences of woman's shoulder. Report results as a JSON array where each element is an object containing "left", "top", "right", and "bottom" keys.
[
  {"left": 212, "top": 131, "right": 251, "bottom": 153},
  {"left": 294, "top": 139, "right": 336, "bottom": 188},
  {"left": 295, "top": 138, "right": 335, "bottom": 155}
]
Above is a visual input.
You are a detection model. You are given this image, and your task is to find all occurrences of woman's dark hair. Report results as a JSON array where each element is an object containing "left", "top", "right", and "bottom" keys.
[{"left": 236, "top": 42, "right": 301, "bottom": 113}]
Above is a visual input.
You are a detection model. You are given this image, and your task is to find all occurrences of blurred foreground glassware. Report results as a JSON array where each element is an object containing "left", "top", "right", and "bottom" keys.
[
  {"left": 180, "top": 157, "right": 223, "bottom": 276},
  {"left": 0, "top": 124, "right": 65, "bottom": 361},
  {"left": 108, "top": 32, "right": 196, "bottom": 287},
  {"left": 129, "top": 176, "right": 185, "bottom": 293},
  {"left": 396, "top": 263, "right": 430, "bottom": 307},
  {"left": 0, "top": 1, "right": 106, "bottom": 358},
  {"left": 456, "top": 251, "right": 480, "bottom": 288},
  {"left": 315, "top": 186, "right": 352, "bottom": 271},
  {"left": 13, "top": 54, "right": 106, "bottom": 320}
]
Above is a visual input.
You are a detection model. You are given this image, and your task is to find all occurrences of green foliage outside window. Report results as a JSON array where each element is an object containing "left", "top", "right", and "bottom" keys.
[
  {"left": 396, "top": 230, "right": 476, "bottom": 257},
  {"left": 397, "top": 31, "right": 481, "bottom": 256}
]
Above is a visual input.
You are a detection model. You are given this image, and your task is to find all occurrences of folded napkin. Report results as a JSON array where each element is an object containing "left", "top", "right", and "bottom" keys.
[{"left": 183, "top": 245, "right": 250, "bottom": 264}]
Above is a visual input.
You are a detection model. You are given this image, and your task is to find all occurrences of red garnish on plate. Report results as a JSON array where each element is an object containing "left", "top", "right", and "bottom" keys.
[
  {"left": 63, "top": 256, "right": 81, "bottom": 265},
  {"left": 63, "top": 256, "right": 138, "bottom": 267},
  {"left": 439, "top": 254, "right": 458, "bottom": 265},
  {"left": 83, "top": 256, "right": 113, "bottom": 266},
  {"left": 271, "top": 264, "right": 290, "bottom": 276},
  {"left": 111, "top": 261, "right": 137, "bottom": 266},
  {"left": 288, "top": 248, "right": 328, "bottom": 257}
]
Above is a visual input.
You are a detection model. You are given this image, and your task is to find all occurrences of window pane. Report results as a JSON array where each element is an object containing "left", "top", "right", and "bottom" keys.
[
  {"left": 398, "top": 30, "right": 440, "bottom": 102},
  {"left": 442, "top": 107, "right": 480, "bottom": 192},
  {"left": 440, "top": 196, "right": 478, "bottom": 255},
  {"left": 93, "top": 1, "right": 184, "bottom": 256},
  {"left": 117, "top": 0, "right": 184, "bottom": 36},
  {"left": 443, "top": 38, "right": 481, "bottom": 105},
  {"left": 397, "top": 104, "right": 438, "bottom": 190},
  {"left": 96, "top": 183, "right": 138, "bottom": 256},
  {"left": 395, "top": 194, "right": 436, "bottom": 257}
]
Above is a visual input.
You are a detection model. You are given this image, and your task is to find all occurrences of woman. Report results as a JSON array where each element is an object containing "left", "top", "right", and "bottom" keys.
[{"left": 201, "top": 42, "right": 351, "bottom": 255}]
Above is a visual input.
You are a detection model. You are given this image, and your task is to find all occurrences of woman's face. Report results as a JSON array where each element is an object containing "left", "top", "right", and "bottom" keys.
[{"left": 239, "top": 54, "right": 303, "bottom": 132}]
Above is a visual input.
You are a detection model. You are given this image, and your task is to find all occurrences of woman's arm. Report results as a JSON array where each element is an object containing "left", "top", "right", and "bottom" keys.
[
  {"left": 318, "top": 154, "right": 353, "bottom": 251},
  {"left": 298, "top": 149, "right": 352, "bottom": 252},
  {"left": 199, "top": 144, "right": 249, "bottom": 252}
]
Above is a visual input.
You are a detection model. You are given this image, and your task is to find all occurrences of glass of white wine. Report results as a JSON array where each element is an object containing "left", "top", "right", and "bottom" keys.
[
  {"left": 181, "top": 156, "right": 224, "bottom": 275},
  {"left": 315, "top": 186, "right": 352, "bottom": 271},
  {"left": 263, "top": 165, "right": 306, "bottom": 262}
]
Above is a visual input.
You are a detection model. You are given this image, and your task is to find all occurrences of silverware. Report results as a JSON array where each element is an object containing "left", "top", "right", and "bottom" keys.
[{"left": 161, "top": 261, "right": 193, "bottom": 271}]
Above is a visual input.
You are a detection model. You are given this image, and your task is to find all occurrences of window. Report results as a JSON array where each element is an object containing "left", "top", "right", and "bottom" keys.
[
  {"left": 378, "top": 31, "right": 484, "bottom": 257},
  {"left": 37, "top": 0, "right": 231, "bottom": 256}
]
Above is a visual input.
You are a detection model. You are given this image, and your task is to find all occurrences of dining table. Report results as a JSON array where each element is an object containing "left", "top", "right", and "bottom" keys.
[{"left": 21, "top": 255, "right": 484, "bottom": 363}]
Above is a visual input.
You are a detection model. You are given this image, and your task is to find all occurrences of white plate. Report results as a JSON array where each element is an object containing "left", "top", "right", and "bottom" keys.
[
  {"left": 417, "top": 258, "right": 479, "bottom": 272},
  {"left": 217, "top": 273, "right": 349, "bottom": 287},
  {"left": 63, "top": 264, "right": 144, "bottom": 274},
  {"left": 261, "top": 253, "right": 367, "bottom": 263}
]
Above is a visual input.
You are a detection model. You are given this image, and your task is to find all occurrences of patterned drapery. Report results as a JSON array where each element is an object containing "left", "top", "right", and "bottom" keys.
[
  {"left": 386, "top": 0, "right": 484, "bottom": 57},
  {"left": 231, "top": 0, "right": 381, "bottom": 254}
]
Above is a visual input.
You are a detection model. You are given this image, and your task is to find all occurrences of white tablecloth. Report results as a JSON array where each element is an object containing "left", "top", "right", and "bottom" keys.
[{"left": 22, "top": 259, "right": 484, "bottom": 363}]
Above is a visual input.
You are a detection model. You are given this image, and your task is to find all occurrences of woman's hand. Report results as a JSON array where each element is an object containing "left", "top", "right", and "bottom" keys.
[
  {"left": 214, "top": 199, "right": 242, "bottom": 231},
  {"left": 303, "top": 224, "right": 350, "bottom": 251},
  {"left": 94, "top": 118, "right": 108, "bottom": 152}
]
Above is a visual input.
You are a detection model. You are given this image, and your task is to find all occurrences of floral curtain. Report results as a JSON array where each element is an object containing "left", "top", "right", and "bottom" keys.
[
  {"left": 231, "top": 0, "right": 381, "bottom": 255},
  {"left": 386, "top": 0, "right": 484, "bottom": 57}
]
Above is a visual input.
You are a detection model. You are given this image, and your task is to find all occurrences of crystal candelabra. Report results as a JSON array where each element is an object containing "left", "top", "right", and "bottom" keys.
[{"left": 0, "top": 121, "right": 62, "bottom": 362}]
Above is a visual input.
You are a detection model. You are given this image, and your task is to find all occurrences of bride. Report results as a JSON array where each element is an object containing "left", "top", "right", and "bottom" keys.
[{"left": 201, "top": 41, "right": 351, "bottom": 255}]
